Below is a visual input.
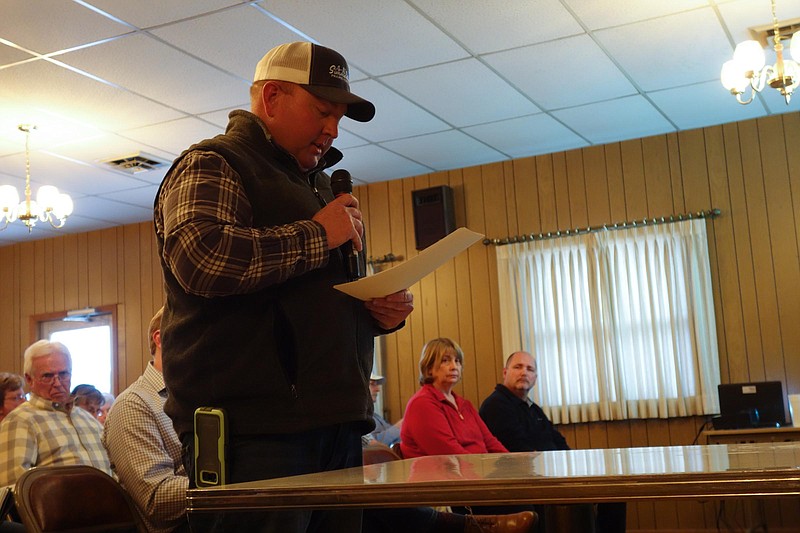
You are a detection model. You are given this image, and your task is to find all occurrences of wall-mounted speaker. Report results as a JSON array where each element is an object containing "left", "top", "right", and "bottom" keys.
[{"left": 412, "top": 185, "right": 456, "bottom": 250}]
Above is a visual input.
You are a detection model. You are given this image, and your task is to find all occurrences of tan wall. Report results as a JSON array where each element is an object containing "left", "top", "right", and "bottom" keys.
[
  {"left": 1, "top": 112, "right": 798, "bottom": 531},
  {"left": 0, "top": 224, "right": 165, "bottom": 393},
  {"left": 363, "top": 112, "right": 800, "bottom": 425}
]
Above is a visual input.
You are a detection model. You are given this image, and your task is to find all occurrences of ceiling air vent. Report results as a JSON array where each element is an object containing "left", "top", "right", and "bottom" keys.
[
  {"left": 101, "top": 151, "right": 170, "bottom": 174},
  {"left": 748, "top": 17, "right": 800, "bottom": 47}
]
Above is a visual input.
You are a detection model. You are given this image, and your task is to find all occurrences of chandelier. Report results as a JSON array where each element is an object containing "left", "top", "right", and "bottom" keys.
[
  {"left": 720, "top": 0, "right": 800, "bottom": 105},
  {"left": 0, "top": 125, "right": 73, "bottom": 232}
]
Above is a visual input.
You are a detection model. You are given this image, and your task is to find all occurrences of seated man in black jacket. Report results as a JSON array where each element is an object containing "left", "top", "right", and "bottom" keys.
[{"left": 479, "top": 351, "right": 626, "bottom": 533}]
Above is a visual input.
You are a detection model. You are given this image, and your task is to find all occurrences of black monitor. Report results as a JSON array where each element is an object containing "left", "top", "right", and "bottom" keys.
[{"left": 716, "top": 381, "right": 787, "bottom": 429}]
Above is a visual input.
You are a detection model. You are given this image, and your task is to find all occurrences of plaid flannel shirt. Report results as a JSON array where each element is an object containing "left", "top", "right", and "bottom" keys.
[{"left": 0, "top": 394, "right": 111, "bottom": 487}]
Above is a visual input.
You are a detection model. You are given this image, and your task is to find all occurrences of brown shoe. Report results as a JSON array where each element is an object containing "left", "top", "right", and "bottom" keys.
[{"left": 463, "top": 511, "right": 538, "bottom": 533}]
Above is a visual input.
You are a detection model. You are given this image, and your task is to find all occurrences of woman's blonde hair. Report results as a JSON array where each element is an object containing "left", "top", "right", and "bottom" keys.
[{"left": 418, "top": 338, "right": 464, "bottom": 385}]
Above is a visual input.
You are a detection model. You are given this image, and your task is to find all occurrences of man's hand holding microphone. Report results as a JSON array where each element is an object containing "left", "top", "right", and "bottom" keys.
[
  {"left": 312, "top": 169, "right": 414, "bottom": 330},
  {"left": 312, "top": 187, "right": 363, "bottom": 252}
]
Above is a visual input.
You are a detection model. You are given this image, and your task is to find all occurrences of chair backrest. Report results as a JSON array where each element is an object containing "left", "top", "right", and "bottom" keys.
[
  {"left": 14, "top": 465, "right": 147, "bottom": 533},
  {"left": 390, "top": 442, "right": 403, "bottom": 459},
  {"left": 362, "top": 444, "right": 402, "bottom": 465}
]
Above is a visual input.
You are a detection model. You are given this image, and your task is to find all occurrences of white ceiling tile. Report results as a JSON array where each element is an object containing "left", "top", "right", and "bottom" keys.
[
  {"left": 342, "top": 80, "right": 450, "bottom": 142},
  {"left": 409, "top": 0, "right": 584, "bottom": 54},
  {"left": 87, "top": 0, "right": 246, "bottom": 29},
  {"left": 46, "top": 132, "right": 175, "bottom": 172},
  {"left": 59, "top": 34, "right": 248, "bottom": 115},
  {"left": 651, "top": 81, "right": 768, "bottom": 130},
  {"left": 331, "top": 145, "right": 432, "bottom": 184},
  {"left": 0, "top": 60, "right": 185, "bottom": 131},
  {"left": 463, "top": 114, "right": 589, "bottom": 158},
  {"left": 0, "top": 103, "right": 104, "bottom": 149},
  {"left": 380, "top": 130, "right": 507, "bottom": 171},
  {"left": 381, "top": 59, "right": 541, "bottom": 127},
  {"left": 150, "top": 5, "right": 298, "bottom": 81},
  {"left": 121, "top": 117, "right": 224, "bottom": 158},
  {"left": 69, "top": 196, "right": 154, "bottom": 225},
  {"left": 258, "top": 0, "right": 469, "bottom": 75},
  {"left": 0, "top": 169, "right": 25, "bottom": 190},
  {"left": 0, "top": 0, "right": 130, "bottom": 54},
  {"left": 595, "top": 8, "right": 733, "bottom": 91},
  {"left": 0, "top": 150, "right": 152, "bottom": 196},
  {"left": 330, "top": 129, "right": 369, "bottom": 150},
  {"left": 97, "top": 184, "right": 160, "bottom": 210},
  {"left": 484, "top": 34, "right": 637, "bottom": 110},
  {"left": 552, "top": 95, "right": 676, "bottom": 144},
  {"left": 198, "top": 107, "right": 243, "bottom": 128},
  {"left": 563, "top": 0, "right": 710, "bottom": 30},
  {"left": 0, "top": 139, "right": 16, "bottom": 158},
  {"left": 0, "top": 0, "right": 797, "bottom": 246},
  {"left": 758, "top": 90, "right": 800, "bottom": 114},
  {"left": 125, "top": 167, "right": 169, "bottom": 187},
  {"left": 0, "top": 43, "right": 33, "bottom": 67}
]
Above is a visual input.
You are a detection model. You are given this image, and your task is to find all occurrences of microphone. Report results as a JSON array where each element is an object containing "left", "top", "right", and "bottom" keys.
[{"left": 329, "top": 169, "right": 365, "bottom": 281}]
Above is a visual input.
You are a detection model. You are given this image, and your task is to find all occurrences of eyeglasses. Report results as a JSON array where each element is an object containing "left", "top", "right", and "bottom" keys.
[{"left": 36, "top": 371, "right": 71, "bottom": 385}]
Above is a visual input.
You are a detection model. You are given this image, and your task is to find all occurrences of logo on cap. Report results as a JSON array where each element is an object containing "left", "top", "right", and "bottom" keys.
[{"left": 329, "top": 64, "right": 349, "bottom": 83}]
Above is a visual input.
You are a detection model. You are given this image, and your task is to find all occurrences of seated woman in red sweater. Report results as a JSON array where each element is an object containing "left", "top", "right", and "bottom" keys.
[
  {"left": 400, "top": 338, "right": 538, "bottom": 531},
  {"left": 400, "top": 337, "right": 508, "bottom": 458}
]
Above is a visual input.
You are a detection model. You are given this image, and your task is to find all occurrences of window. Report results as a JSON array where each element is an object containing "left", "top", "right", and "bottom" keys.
[
  {"left": 33, "top": 306, "right": 116, "bottom": 395},
  {"left": 496, "top": 219, "right": 720, "bottom": 423}
]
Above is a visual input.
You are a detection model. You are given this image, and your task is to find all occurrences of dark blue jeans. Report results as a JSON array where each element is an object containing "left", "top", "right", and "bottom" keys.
[{"left": 182, "top": 422, "right": 364, "bottom": 533}]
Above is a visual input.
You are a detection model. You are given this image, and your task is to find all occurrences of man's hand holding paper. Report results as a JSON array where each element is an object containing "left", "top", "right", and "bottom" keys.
[
  {"left": 366, "top": 289, "right": 414, "bottom": 330},
  {"left": 335, "top": 227, "right": 484, "bottom": 301}
]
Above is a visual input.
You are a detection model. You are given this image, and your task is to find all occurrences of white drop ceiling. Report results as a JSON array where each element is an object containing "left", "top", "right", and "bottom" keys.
[{"left": 1, "top": 0, "right": 798, "bottom": 245}]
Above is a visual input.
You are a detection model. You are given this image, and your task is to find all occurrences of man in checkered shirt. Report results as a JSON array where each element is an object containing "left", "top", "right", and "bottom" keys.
[
  {"left": 0, "top": 340, "right": 111, "bottom": 487},
  {"left": 103, "top": 307, "right": 189, "bottom": 533}
]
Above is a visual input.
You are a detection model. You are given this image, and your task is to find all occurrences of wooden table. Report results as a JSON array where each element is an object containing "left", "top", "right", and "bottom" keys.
[{"left": 187, "top": 442, "right": 800, "bottom": 513}]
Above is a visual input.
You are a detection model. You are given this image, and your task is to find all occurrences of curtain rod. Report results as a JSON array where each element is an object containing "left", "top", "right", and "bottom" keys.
[
  {"left": 367, "top": 253, "right": 402, "bottom": 266},
  {"left": 483, "top": 208, "right": 721, "bottom": 246}
]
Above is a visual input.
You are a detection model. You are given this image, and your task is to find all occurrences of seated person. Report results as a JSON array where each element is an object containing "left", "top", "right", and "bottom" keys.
[
  {"left": 0, "top": 340, "right": 111, "bottom": 487},
  {"left": 480, "top": 351, "right": 626, "bottom": 533},
  {"left": 399, "top": 338, "right": 537, "bottom": 528},
  {"left": 97, "top": 392, "right": 115, "bottom": 425},
  {"left": 71, "top": 383, "right": 105, "bottom": 422},
  {"left": 103, "top": 307, "right": 189, "bottom": 533},
  {"left": 0, "top": 376, "right": 26, "bottom": 533},
  {"left": 400, "top": 338, "right": 507, "bottom": 458},
  {"left": 364, "top": 372, "right": 402, "bottom": 447},
  {"left": 0, "top": 373, "right": 26, "bottom": 423}
]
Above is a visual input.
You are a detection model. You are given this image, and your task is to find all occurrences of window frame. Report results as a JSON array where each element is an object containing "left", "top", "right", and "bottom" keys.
[{"left": 29, "top": 304, "right": 118, "bottom": 394}]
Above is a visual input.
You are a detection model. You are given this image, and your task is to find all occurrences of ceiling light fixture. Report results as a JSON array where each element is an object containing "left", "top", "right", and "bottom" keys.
[
  {"left": 721, "top": 0, "right": 800, "bottom": 105},
  {"left": 0, "top": 124, "right": 73, "bottom": 232}
]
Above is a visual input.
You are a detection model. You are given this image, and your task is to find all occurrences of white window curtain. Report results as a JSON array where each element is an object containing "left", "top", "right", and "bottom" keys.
[{"left": 496, "top": 218, "right": 720, "bottom": 424}]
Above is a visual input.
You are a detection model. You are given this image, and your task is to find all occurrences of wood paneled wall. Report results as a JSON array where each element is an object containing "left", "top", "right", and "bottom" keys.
[
  {"left": 0, "top": 112, "right": 797, "bottom": 531},
  {"left": 357, "top": 111, "right": 800, "bottom": 532},
  {"left": 0, "top": 224, "right": 164, "bottom": 393},
  {"left": 362, "top": 113, "right": 800, "bottom": 427}
]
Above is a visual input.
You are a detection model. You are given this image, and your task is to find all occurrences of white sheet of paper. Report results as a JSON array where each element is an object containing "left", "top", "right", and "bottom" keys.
[{"left": 333, "top": 227, "right": 484, "bottom": 301}]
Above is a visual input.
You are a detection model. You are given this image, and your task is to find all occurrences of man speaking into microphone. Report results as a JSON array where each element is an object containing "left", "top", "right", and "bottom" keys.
[{"left": 154, "top": 41, "right": 414, "bottom": 533}]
